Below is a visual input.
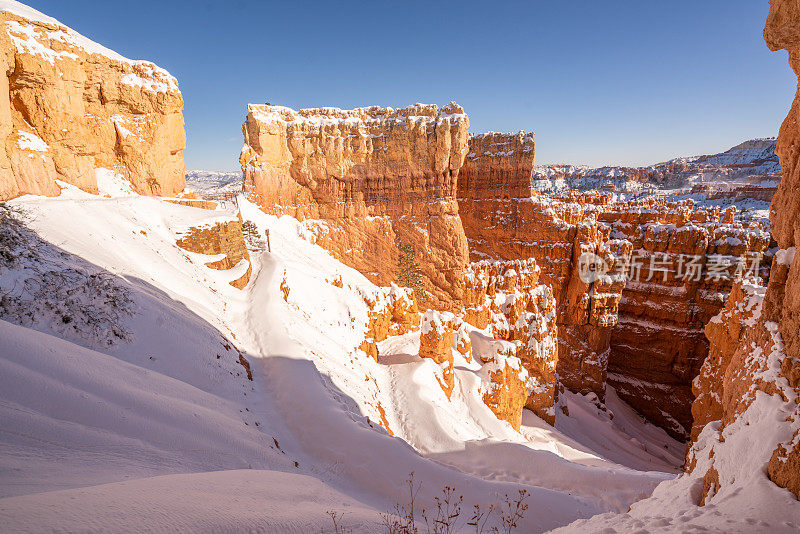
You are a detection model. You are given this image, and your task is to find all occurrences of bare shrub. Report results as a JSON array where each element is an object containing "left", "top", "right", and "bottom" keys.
[
  {"left": 375, "top": 473, "right": 530, "bottom": 534},
  {"left": 326, "top": 510, "right": 352, "bottom": 534}
]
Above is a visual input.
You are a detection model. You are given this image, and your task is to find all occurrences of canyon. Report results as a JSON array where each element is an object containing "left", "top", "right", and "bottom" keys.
[{"left": 240, "top": 103, "right": 776, "bottom": 440}]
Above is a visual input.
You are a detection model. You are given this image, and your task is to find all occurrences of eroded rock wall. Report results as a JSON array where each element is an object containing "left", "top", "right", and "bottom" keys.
[
  {"left": 461, "top": 259, "right": 561, "bottom": 424},
  {"left": 459, "top": 138, "right": 773, "bottom": 439},
  {"left": 240, "top": 103, "right": 470, "bottom": 309},
  {"left": 0, "top": 3, "right": 185, "bottom": 200},
  {"left": 686, "top": 1, "right": 800, "bottom": 502},
  {"left": 592, "top": 198, "right": 773, "bottom": 439}
]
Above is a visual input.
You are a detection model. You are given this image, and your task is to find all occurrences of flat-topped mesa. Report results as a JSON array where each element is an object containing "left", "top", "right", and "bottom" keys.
[
  {"left": 0, "top": 1, "right": 186, "bottom": 200},
  {"left": 459, "top": 131, "right": 535, "bottom": 201},
  {"left": 240, "top": 102, "right": 471, "bottom": 309}
]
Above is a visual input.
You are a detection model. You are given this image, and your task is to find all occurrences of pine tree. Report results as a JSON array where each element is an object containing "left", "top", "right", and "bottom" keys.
[
  {"left": 396, "top": 243, "right": 423, "bottom": 299},
  {"left": 241, "top": 220, "right": 262, "bottom": 250}
]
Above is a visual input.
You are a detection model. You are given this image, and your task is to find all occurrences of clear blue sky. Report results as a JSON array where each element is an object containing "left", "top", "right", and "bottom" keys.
[{"left": 23, "top": 0, "right": 795, "bottom": 171}]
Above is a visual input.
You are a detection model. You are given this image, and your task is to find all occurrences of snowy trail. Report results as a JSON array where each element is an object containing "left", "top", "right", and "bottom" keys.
[
  {"left": 0, "top": 190, "right": 689, "bottom": 532},
  {"left": 240, "top": 247, "right": 601, "bottom": 531}
]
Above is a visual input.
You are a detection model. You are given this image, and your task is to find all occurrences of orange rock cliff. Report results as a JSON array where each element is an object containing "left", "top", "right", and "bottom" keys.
[
  {"left": 239, "top": 103, "right": 470, "bottom": 309},
  {"left": 0, "top": 4, "right": 185, "bottom": 200}
]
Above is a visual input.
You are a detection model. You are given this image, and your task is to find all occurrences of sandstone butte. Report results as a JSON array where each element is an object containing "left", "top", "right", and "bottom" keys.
[
  {"left": 0, "top": 1, "right": 185, "bottom": 200},
  {"left": 683, "top": 0, "right": 800, "bottom": 501},
  {"left": 239, "top": 102, "right": 470, "bottom": 310}
]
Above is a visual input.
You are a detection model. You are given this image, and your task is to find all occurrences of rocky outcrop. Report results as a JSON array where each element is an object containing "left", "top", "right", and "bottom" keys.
[
  {"left": 459, "top": 141, "right": 773, "bottom": 438},
  {"left": 459, "top": 132, "right": 535, "bottom": 201},
  {"left": 471, "top": 333, "right": 530, "bottom": 431},
  {"left": 0, "top": 1, "right": 185, "bottom": 200},
  {"left": 240, "top": 103, "right": 470, "bottom": 309},
  {"left": 684, "top": 1, "right": 800, "bottom": 503},
  {"left": 461, "top": 259, "right": 561, "bottom": 424},
  {"left": 419, "top": 310, "right": 456, "bottom": 398},
  {"left": 359, "top": 284, "right": 421, "bottom": 360},
  {"left": 592, "top": 198, "right": 773, "bottom": 439},
  {"left": 459, "top": 186, "right": 631, "bottom": 403},
  {"left": 176, "top": 217, "right": 251, "bottom": 289}
]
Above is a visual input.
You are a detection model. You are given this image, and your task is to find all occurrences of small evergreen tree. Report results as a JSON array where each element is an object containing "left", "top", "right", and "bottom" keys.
[
  {"left": 396, "top": 243, "right": 423, "bottom": 299},
  {"left": 241, "top": 220, "right": 262, "bottom": 250}
]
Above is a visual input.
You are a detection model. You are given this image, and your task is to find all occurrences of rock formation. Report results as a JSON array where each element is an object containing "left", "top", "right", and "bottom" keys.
[
  {"left": 459, "top": 134, "right": 630, "bottom": 404},
  {"left": 459, "top": 131, "right": 535, "bottom": 200},
  {"left": 458, "top": 132, "right": 773, "bottom": 439},
  {"left": 240, "top": 103, "right": 470, "bottom": 309},
  {"left": 176, "top": 216, "right": 252, "bottom": 289},
  {"left": 594, "top": 198, "right": 772, "bottom": 439},
  {"left": 0, "top": 1, "right": 185, "bottom": 200},
  {"left": 685, "top": 0, "right": 800, "bottom": 502},
  {"left": 460, "top": 260, "right": 561, "bottom": 424},
  {"left": 472, "top": 333, "right": 530, "bottom": 431},
  {"left": 419, "top": 310, "right": 456, "bottom": 398},
  {"left": 359, "top": 284, "right": 421, "bottom": 360}
]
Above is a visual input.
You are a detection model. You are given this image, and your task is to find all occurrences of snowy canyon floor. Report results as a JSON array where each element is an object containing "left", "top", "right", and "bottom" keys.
[{"left": 1, "top": 181, "right": 780, "bottom": 533}]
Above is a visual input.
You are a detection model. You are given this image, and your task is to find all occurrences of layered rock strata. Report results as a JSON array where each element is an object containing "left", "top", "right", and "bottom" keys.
[
  {"left": 240, "top": 103, "right": 470, "bottom": 309},
  {"left": 459, "top": 131, "right": 535, "bottom": 201},
  {"left": 0, "top": 1, "right": 185, "bottom": 200},
  {"left": 459, "top": 136, "right": 773, "bottom": 438},
  {"left": 591, "top": 198, "right": 773, "bottom": 439}
]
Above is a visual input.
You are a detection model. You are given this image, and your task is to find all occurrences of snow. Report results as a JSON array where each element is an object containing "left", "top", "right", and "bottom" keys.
[
  {"left": 776, "top": 247, "right": 796, "bottom": 266},
  {"left": 94, "top": 168, "right": 136, "bottom": 198},
  {"left": 15, "top": 130, "right": 48, "bottom": 151},
  {"left": 4, "top": 182, "right": 793, "bottom": 531}
]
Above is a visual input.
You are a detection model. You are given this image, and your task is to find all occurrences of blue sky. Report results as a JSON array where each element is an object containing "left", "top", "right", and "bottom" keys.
[{"left": 24, "top": 0, "right": 795, "bottom": 171}]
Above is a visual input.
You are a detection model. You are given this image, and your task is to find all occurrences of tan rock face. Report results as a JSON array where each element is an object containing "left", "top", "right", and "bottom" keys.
[
  {"left": 240, "top": 103, "right": 470, "bottom": 309},
  {"left": 176, "top": 216, "right": 252, "bottom": 289},
  {"left": 0, "top": 5, "right": 185, "bottom": 200},
  {"left": 476, "top": 339, "right": 529, "bottom": 431},
  {"left": 419, "top": 310, "right": 456, "bottom": 398},
  {"left": 459, "top": 132, "right": 535, "bottom": 201}
]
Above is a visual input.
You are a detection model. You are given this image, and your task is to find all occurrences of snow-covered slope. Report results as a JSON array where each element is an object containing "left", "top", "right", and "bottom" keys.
[{"left": 0, "top": 185, "right": 687, "bottom": 532}]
